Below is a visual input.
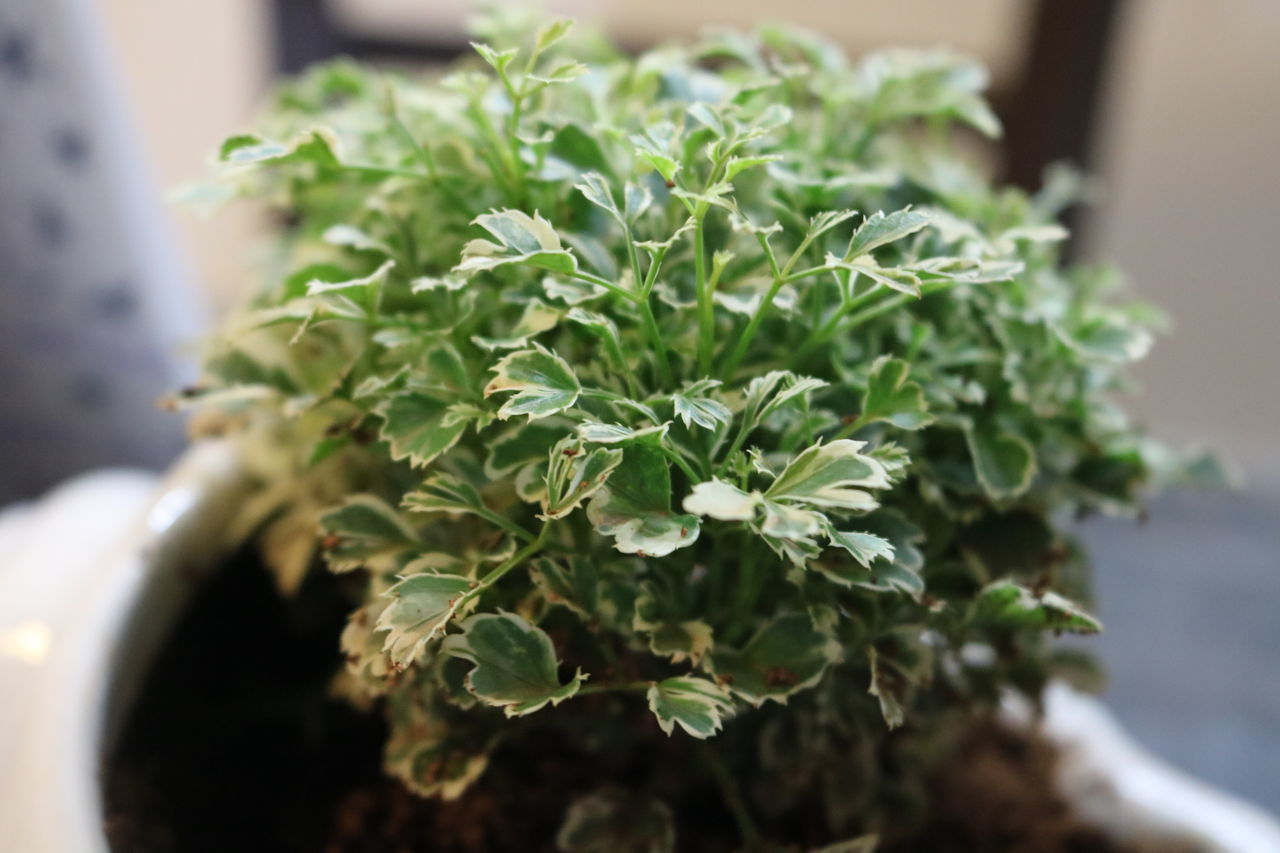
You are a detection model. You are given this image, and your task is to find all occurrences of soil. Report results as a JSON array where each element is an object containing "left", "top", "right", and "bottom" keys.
[{"left": 104, "top": 554, "right": 1194, "bottom": 852}]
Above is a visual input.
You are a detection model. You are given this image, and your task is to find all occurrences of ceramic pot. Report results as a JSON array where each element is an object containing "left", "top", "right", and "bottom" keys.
[{"left": 1, "top": 443, "right": 1276, "bottom": 852}]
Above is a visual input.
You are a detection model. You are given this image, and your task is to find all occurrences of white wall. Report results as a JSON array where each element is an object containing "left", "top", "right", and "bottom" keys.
[
  {"left": 1089, "top": 0, "right": 1280, "bottom": 472},
  {"left": 95, "top": 0, "right": 268, "bottom": 315}
]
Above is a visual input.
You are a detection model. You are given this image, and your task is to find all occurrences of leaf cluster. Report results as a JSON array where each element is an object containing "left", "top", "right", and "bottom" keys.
[{"left": 186, "top": 17, "right": 1204, "bottom": 847}]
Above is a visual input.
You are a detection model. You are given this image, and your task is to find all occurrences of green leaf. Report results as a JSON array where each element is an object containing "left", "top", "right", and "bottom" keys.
[
  {"left": 632, "top": 123, "right": 681, "bottom": 183},
  {"left": 484, "top": 419, "right": 569, "bottom": 477},
  {"left": 633, "top": 588, "right": 715, "bottom": 663},
  {"left": 557, "top": 791, "right": 676, "bottom": 853},
  {"left": 742, "top": 371, "right": 828, "bottom": 426},
  {"left": 806, "top": 209, "right": 860, "bottom": 241},
  {"left": 867, "top": 646, "right": 905, "bottom": 729},
  {"left": 845, "top": 208, "right": 930, "bottom": 259},
  {"left": 377, "top": 393, "right": 472, "bottom": 468},
  {"left": 671, "top": 380, "right": 731, "bottom": 431},
  {"left": 575, "top": 172, "right": 627, "bottom": 227},
  {"left": 220, "top": 128, "right": 340, "bottom": 166},
  {"left": 402, "top": 473, "right": 489, "bottom": 518},
  {"left": 860, "top": 356, "right": 933, "bottom": 429},
  {"left": 304, "top": 257, "right": 394, "bottom": 294},
  {"left": 1060, "top": 317, "right": 1153, "bottom": 364},
  {"left": 542, "top": 438, "right": 624, "bottom": 520},
  {"left": 576, "top": 421, "right": 669, "bottom": 444},
  {"left": 455, "top": 209, "right": 577, "bottom": 275},
  {"left": 565, "top": 308, "right": 627, "bottom": 367},
  {"left": 530, "top": 556, "right": 598, "bottom": 618},
  {"left": 322, "top": 224, "right": 392, "bottom": 255},
  {"left": 965, "top": 421, "right": 1036, "bottom": 500},
  {"left": 765, "top": 439, "right": 890, "bottom": 511},
  {"left": 975, "top": 580, "right": 1102, "bottom": 634},
  {"left": 710, "top": 613, "right": 841, "bottom": 705},
  {"left": 484, "top": 345, "right": 581, "bottom": 420},
  {"left": 444, "top": 613, "right": 586, "bottom": 716},
  {"left": 867, "top": 629, "right": 933, "bottom": 729},
  {"left": 533, "top": 18, "right": 573, "bottom": 54},
  {"left": 824, "top": 528, "right": 895, "bottom": 569},
  {"left": 383, "top": 697, "right": 490, "bottom": 800},
  {"left": 724, "top": 153, "right": 783, "bottom": 180},
  {"left": 471, "top": 41, "right": 518, "bottom": 74},
  {"left": 319, "top": 495, "right": 419, "bottom": 572},
  {"left": 647, "top": 676, "right": 734, "bottom": 738},
  {"left": 586, "top": 442, "right": 699, "bottom": 557},
  {"left": 378, "top": 570, "right": 474, "bottom": 670},
  {"left": 825, "top": 255, "right": 921, "bottom": 296},
  {"left": 471, "top": 299, "right": 560, "bottom": 351}
]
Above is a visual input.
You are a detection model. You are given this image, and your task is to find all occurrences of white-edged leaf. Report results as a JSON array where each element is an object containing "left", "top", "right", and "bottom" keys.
[
  {"left": 682, "top": 479, "right": 760, "bottom": 521},
  {"left": 376, "top": 393, "right": 472, "bottom": 468},
  {"left": 765, "top": 439, "right": 890, "bottom": 511},
  {"left": 672, "top": 382, "right": 731, "bottom": 431},
  {"left": 633, "top": 588, "right": 714, "bottom": 663},
  {"left": 965, "top": 420, "right": 1036, "bottom": 500},
  {"left": 443, "top": 612, "right": 586, "bottom": 716},
  {"left": 860, "top": 356, "right": 933, "bottom": 429},
  {"left": 377, "top": 570, "right": 474, "bottom": 670},
  {"left": 471, "top": 299, "right": 560, "bottom": 351},
  {"left": 319, "top": 495, "right": 419, "bottom": 573},
  {"left": 576, "top": 421, "right": 670, "bottom": 444},
  {"left": 542, "top": 439, "right": 624, "bottom": 520},
  {"left": 976, "top": 580, "right": 1102, "bottom": 634},
  {"left": 845, "top": 208, "right": 931, "bottom": 258},
  {"left": 484, "top": 344, "right": 581, "bottom": 420},
  {"left": 710, "top": 612, "right": 841, "bottom": 705},
  {"left": 647, "top": 676, "right": 734, "bottom": 738},
  {"left": 402, "top": 473, "right": 489, "bottom": 518},
  {"left": 586, "top": 441, "right": 699, "bottom": 557},
  {"left": 454, "top": 209, "right": 577, "bottom": 275},
  {"left": 305, "top": 259, "right": 395, "bottom": 296}
]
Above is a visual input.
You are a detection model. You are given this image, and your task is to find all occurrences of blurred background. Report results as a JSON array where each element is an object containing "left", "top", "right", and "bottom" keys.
[{"left": 2, "top": 0, "right": 1276, "bottom": 814}]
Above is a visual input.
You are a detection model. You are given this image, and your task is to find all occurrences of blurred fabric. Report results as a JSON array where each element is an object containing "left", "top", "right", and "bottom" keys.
[{"left": 0, "top": 0, "right": 201, "bottom": 502}]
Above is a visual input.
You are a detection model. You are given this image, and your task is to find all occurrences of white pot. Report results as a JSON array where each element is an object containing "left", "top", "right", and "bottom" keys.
[{"left": 1, "top": 443, "right": 1277, "bottom": 853}]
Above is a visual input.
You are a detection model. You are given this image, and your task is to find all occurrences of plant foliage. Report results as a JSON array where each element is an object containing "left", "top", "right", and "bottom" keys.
[{"left": 184, "top": 14, "right": 1209, "bottom": 849}]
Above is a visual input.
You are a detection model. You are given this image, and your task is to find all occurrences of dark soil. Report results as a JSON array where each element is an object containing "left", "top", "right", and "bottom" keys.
[{"left": 104, "top": 555, "right": 1188, "bottom": 852}]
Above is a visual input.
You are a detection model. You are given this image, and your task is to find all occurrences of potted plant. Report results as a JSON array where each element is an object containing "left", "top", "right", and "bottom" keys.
[{"left": 83, "top": 13, "right": 1273, "bottom": 852}]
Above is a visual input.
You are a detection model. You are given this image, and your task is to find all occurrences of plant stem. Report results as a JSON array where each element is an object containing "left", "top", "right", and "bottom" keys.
[
  {"left": 627, "top": 224, "right": 673, "bottom": 389},
  {"left": 829, "top": 414, "right": 868, "bottom": 442},
  {"left": 475, "top": 508, "right": 538, "bottom": 544},
  {"left": 700, "top": 744, "right": 763, "bottom": 850},
  {"left": 639, "top": 299, "right": 674, "bottom": 387},
  {"left": 694, "top": 215, "right": 714, "bottom": 376},
  {"left": 457, "top": 524, "right": 550, "bottom": 610},
  {"left": 566, "top": 270, "right": 640, "bottom": 303}
]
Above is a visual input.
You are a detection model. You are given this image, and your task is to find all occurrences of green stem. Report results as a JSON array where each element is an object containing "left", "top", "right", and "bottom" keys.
[
  {"left": 475, "top": 508, "right": 538, "bottom": 544},
  {"left": 640, "top": 298, "right": 674, "bottom": 387},
  {"left": 661, "top": 443, "right": 701, "bottom": 483},
  {"left": 714, "top": 418, "right": 754, "bottom": 478},
  {"left": 829, "top": 414, "right": 868, "bottom": 442},
  {"left": 700, "top": 744, "right": 762, "bottom": 849},
  {"left": 694, "top": 215, "right": 714, "bottom": 376},
  {"left": 456, "top": 525, "right": 550, "bottom": 611},
  {"left": 626, "top": 225, "right": 672, "bottom": 389},
  {"left": 790, "top": 279, "right": 882, "bottom": 364},
  {"left": 566, "top": 270, "right": 640, "bottom": 303}
]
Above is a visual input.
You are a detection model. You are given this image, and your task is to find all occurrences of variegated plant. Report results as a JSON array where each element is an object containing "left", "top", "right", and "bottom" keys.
[{"left": 182, "top": 13, "right": 1208, "bottom": 849}]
